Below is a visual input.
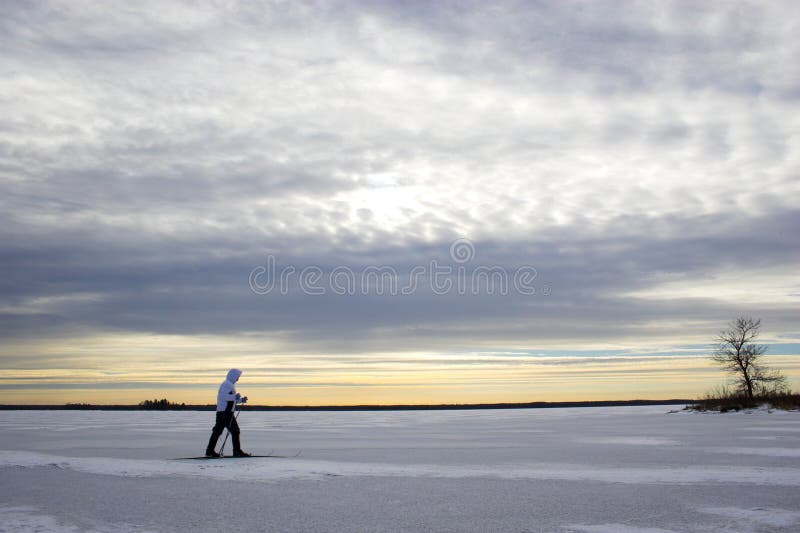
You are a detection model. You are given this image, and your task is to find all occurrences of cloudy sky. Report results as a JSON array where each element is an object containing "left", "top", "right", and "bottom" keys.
[{"left": 2, "top": 1, "right": 799, "bottom": 405}]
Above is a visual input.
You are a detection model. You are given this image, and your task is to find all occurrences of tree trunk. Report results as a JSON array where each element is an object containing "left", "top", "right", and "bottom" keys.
[{"left": 744, "top": 374, "right": 754, "bottom": 401}]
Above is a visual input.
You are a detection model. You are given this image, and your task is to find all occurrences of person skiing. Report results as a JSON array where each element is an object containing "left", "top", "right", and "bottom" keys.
[{"left": 205, "top": 368, "right": 250, "bottom": 457}]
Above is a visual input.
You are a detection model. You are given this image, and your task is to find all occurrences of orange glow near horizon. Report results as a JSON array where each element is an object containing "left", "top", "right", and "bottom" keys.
[{"left": 3, "top": 354, "right": 798, "bottom": 406}]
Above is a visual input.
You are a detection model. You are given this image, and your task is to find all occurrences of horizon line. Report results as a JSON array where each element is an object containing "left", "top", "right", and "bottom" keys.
[{"left": 0, "top": 399, "right": 694, "bottom": 411}]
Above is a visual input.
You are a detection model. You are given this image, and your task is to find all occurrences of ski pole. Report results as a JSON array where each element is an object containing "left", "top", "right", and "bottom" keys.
[{"left": 218, "top": 400, "right": 242, "bottom": 456}]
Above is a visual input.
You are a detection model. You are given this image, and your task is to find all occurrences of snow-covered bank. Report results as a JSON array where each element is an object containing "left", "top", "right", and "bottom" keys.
[
  {"left": 2, "top": 406, "right": 799, "bottom": 532},
  {"left": 2, "top": 449, "right": 800, "bottom": 486}
]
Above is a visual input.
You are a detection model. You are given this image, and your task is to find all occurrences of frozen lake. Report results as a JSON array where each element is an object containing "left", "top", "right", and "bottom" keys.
[{"left": 1, "top": 406, "right": 799, "bottom": 532}]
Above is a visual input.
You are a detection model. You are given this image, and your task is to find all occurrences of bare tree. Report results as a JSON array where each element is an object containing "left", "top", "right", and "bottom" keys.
[{"left": 711, "top": 317, "right": 786, "bottom": 401}]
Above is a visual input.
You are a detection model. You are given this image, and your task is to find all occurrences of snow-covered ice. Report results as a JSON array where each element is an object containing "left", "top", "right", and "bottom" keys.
[{"left": 1, "top": 405, "right": 799, "bottom": 532}]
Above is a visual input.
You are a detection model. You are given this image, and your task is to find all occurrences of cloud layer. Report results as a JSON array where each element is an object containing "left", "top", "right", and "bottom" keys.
[{"left": 1, "top": 1, "right": 799, "bottom": 400}]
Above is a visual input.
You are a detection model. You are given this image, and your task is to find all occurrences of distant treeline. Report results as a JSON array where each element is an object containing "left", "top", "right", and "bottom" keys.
[
  {"left": 0, "top": 403, "right": 216, "bottom": 411},
  {"left": 138, "top": 398, "right": 184, "bottom": 410},
  {"left": 0, "top": 399, "right": 693, "bottom": 411}
]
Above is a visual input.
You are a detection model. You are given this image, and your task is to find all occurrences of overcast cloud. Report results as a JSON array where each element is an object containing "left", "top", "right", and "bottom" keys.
[{"left": 1, "top": 1, "right": 799, "bottom": 379}]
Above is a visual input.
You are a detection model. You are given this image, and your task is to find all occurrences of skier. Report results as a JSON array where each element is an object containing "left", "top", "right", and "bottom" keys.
[{"left": 205, "top": 368, "right": 250, "bottom": 457}]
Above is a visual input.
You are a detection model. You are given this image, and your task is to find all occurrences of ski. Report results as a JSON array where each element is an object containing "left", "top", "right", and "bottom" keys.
[
  {"left": 173, "top": 455, "right": 270, "bottom": 460},
  {"left": 172, "top": 450, "right": 302, "bottom": 460}
]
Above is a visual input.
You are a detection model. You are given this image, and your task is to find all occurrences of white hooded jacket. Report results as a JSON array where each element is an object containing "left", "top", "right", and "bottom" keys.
[{"left": 216, "top": 368, "right": 242, "bottom": 411}]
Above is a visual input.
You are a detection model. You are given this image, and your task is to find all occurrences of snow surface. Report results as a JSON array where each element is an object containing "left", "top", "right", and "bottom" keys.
[{"left": 1, "top": 405, "right": 799, "bottom": 532}]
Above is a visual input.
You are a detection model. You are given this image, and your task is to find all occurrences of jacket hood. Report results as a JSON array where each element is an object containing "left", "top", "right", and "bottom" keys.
[{"left": 226, "top": 368, "right": 242, "bottom": 383}]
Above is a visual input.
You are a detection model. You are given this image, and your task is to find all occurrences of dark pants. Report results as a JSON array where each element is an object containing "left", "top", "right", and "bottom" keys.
[{"left": 206, "top": 410, "right": 241, "bottom": 453}]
